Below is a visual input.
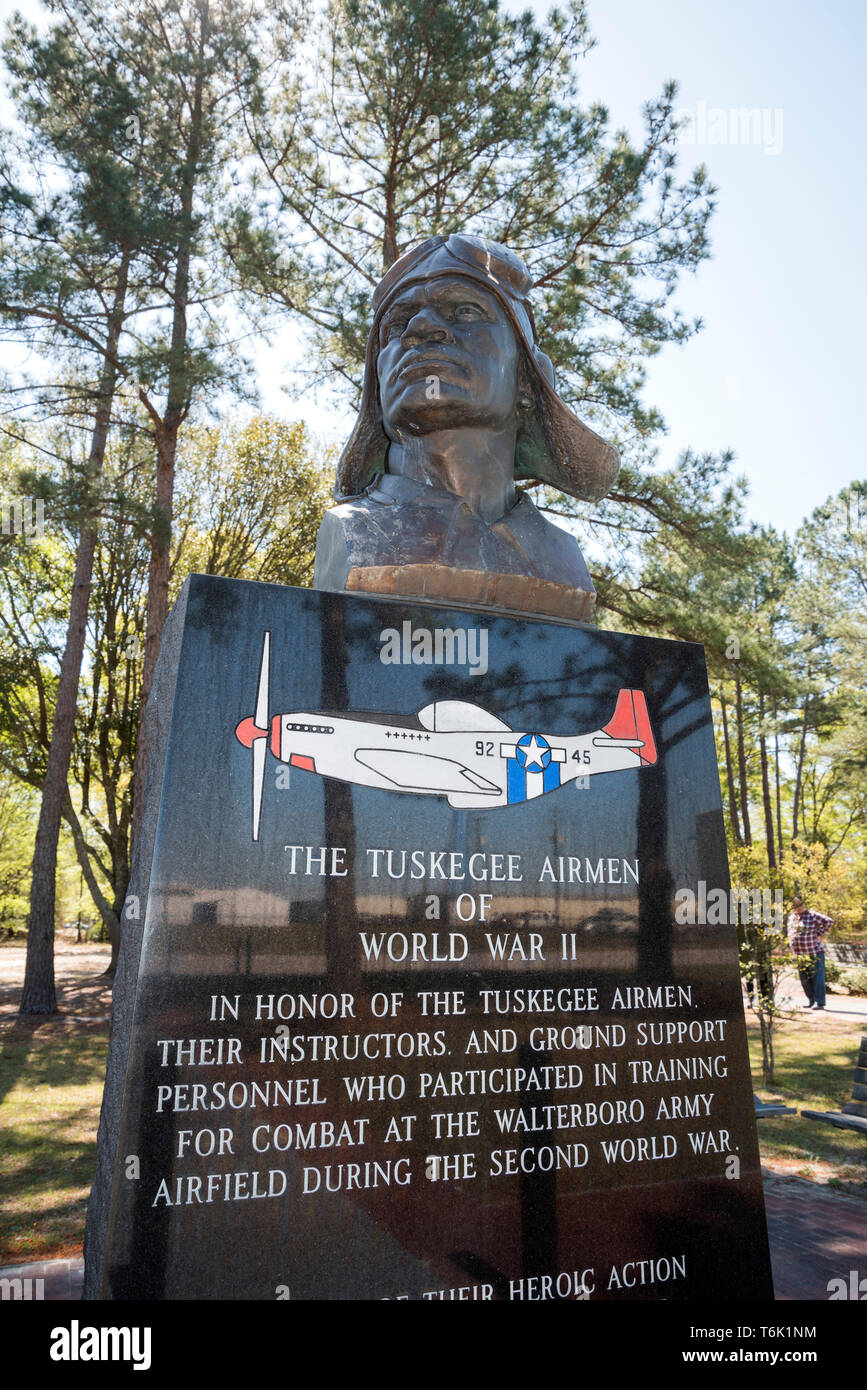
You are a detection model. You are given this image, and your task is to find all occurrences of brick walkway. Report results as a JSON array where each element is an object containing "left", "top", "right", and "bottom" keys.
[
  {"left": 2, "top": 1173, "right": 865, "bottom": 1301},
  {"left": 764, "top": 1171, "right": 867, "bottom": 1300}
]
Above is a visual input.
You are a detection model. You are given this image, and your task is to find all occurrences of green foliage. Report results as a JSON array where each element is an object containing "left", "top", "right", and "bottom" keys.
[
  {"left": 0, "top": 0, "right": 267, "bottom": 408},
  {"left": 791, "top": 484, "right": 867, "bottom": 853},
  {"left": 233, "top": 0, "right": 714, "bottom": 443},
  {"left": 0, "top": 413, "right": 328, "bottom": 935},
  {"left": 836, "top": 965, "right": 867, "bottom": 997},
  {"left": 171, "top": 417, "right": 333, "bottom": 591},
  {"left": 0, "top": 770, "right": 36, "bottom": 932}
]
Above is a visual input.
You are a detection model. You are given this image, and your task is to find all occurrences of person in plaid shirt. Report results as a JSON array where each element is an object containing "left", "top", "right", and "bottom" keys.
[{"left": 787, "top": 896, "right": 834, "bottom": 1010}]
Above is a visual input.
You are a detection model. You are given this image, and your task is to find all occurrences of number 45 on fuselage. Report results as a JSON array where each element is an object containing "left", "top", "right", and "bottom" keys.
[{"left": 235, "top": 631, "right": 657, "bottom": 840}]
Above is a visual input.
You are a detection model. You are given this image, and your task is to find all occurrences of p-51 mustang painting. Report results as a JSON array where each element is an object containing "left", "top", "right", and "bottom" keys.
[{"left": 234, "top": 631, "right": 657, "bottom": 840}]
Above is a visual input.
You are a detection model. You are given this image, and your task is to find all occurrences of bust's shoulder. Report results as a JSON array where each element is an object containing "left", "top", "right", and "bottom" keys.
[
  {"left": 509, "top": 490, "right": 592, "bottom": 584},
  {"left": 316, "top": 481, "right": 406, "bottom": 546},
  {"left": 320, "top": 490, "right": 381, "bottom": 523},
  {"left": 314, "top": 475, "right": 593, "bottom": 595},
  {"left": 322, "top": 475, "right": 420, "bottom": 521},
  {"left": 314, "top": 478, "right": 437, "bottom": 590}
]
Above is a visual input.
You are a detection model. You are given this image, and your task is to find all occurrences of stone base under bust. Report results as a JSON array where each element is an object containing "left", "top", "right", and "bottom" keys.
[{"left": 345, "top": 563, "right": 595, "bottom": 622}]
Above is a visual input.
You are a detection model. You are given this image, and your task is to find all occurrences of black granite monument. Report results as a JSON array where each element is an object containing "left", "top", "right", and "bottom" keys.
[{"left": 85, "top": 575, "right": 773, "bottom": 1299}]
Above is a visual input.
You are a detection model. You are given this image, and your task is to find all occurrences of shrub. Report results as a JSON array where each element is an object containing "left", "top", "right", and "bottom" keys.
[{"left": 840, "top": 966, "right": 867, "bottom": 997}]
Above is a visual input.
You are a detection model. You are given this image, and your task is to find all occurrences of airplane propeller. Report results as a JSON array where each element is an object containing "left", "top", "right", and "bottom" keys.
[{"left": 234, "top": 630, "right": 271, "bottom": 841}]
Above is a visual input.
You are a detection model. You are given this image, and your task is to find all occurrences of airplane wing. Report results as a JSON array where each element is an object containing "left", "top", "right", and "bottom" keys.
[
  {"left": 417, "top": 701, "right": 513, "bottom": 733},
  {"left": 355, "top": 748, "right": 502, "bottom": 795}
]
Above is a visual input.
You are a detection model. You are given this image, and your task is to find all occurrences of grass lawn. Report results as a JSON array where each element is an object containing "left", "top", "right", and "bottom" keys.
[
  {"left": 0, "top": 940, "right": 111, "bottom": 1264},
  {"left": 0, "top": 1019, "right": 109, "bottom": 1262},
  {"left": 747, "top": 1003, "right": 867, "bottom": 1190}
]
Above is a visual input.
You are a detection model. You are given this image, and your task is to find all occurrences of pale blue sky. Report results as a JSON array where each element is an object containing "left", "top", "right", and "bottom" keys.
[
  {"left": 2, "top": 0, "right": 864, "bottom": 535},
  {"left": 547, "top": 0, "right": 867, "bottom": 533},
  {"left": 261, "top": 0, "right": 867, "bottom": 534}
]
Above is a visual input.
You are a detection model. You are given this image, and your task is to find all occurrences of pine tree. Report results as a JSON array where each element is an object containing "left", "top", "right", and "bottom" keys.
[
  {"left": 0, "top": 4, "right": 154, "bottom": 1011},
  {"left": 232, "top": 0, "right": 715, "bottom": 446},
  {"left": 1, "top": 0, "right": 269, "bottom": 1008},
  {"left": 96, "top": 0, "right": 271, "bottom": 849}
]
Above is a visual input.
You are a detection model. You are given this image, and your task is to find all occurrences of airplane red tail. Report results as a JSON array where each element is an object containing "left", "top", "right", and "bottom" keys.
[{"left": 603, "top": 689, "right": 657, "bottom": 765}]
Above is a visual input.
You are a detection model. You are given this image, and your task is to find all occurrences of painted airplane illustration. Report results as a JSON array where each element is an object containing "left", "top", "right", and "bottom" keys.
[{"left": 234, "top": 631, "right": 657, "bottom": 839}]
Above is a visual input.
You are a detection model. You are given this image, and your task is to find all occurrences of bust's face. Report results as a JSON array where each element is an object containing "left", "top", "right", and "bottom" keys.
[{"left": 377, "top": 276, "right": 519, "bottom": 437}]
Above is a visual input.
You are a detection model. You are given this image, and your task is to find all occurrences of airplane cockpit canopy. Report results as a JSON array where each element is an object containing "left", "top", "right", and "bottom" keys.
[{"left": 416, "top": 701, "right": 513, "bottom": 734}]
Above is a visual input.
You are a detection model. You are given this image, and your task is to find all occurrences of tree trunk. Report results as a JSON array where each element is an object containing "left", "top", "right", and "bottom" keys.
[
  {"left": 131, "top": 22, "right": 207, "bottom": 852},
  {"left": 131, "top": 422, "right": 177, "bottom": 848},
  {"left": 792, "top": 693, "right": 810, "bottom": 843},
  {"left": 62, "top": 790, "right": 120, "bottom": 940},
  {"left": 104, "top": 881, "right": 127, "bottom": 977},
  {"left": 382, "top": 169, "right": 398, "bottom": 271},
  {"left": 19, "top": 524, "right": 98, "bottom": 1014},
  {"left": 734, "top": 672, "right": 752, "bottom": 846},
  {"left": 719, "top": 690, "right": 742, "bottom": 845},
  {"left": 758, "top": 692, "right": 776, "bottom": 870},
  {"left": 19, "top": 256, "right": 129, "bottom": 1016},
  {"left": 758, "top": 1006, "right": 775, "bottom": 1087},
  {"left": 772, "top": 692, "right": 783, "bottom": 862}
]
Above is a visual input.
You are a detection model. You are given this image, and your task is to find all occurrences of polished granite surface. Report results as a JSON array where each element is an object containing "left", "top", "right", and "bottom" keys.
[{"left": 101, "top": 577, "right": 773, "bottom": 1300}]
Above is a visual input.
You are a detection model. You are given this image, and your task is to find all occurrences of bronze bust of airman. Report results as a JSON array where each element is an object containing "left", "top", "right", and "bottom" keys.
[{"left": 314, "top": 233, "right": 618, "bottom": 621}]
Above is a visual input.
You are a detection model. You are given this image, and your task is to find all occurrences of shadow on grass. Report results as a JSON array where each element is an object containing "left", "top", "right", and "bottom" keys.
[
  {"left": 0, "top": 1189, "right": 91, "bottom": 1263},
  {"left": 0, "top": 1026, "right": 34, "bottom": 1107},
  {"left": 0, "top": 978, "right": 112, "bottom": 1016},
  {"left": 0, "top": 1050, "right": 105, "bottom": 1262},
  {"left": 0, "top": 1129, "right": 97, "bottom": 1188},
  {"left": 0, "top": 1026, "right": 107, "bottom": 1102},
  {"left": 0, "top": 1027, "right": 108, "bottom": 1262},
  {"left": 756, "top": 1115, "right": 867, "bottom": 1166},
  {"left": 748, "top": 1018, "right": 867, "bottom": 1176},
  {"left": 758, "top": 1045, "right": 863, "bottom": 1108}
]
